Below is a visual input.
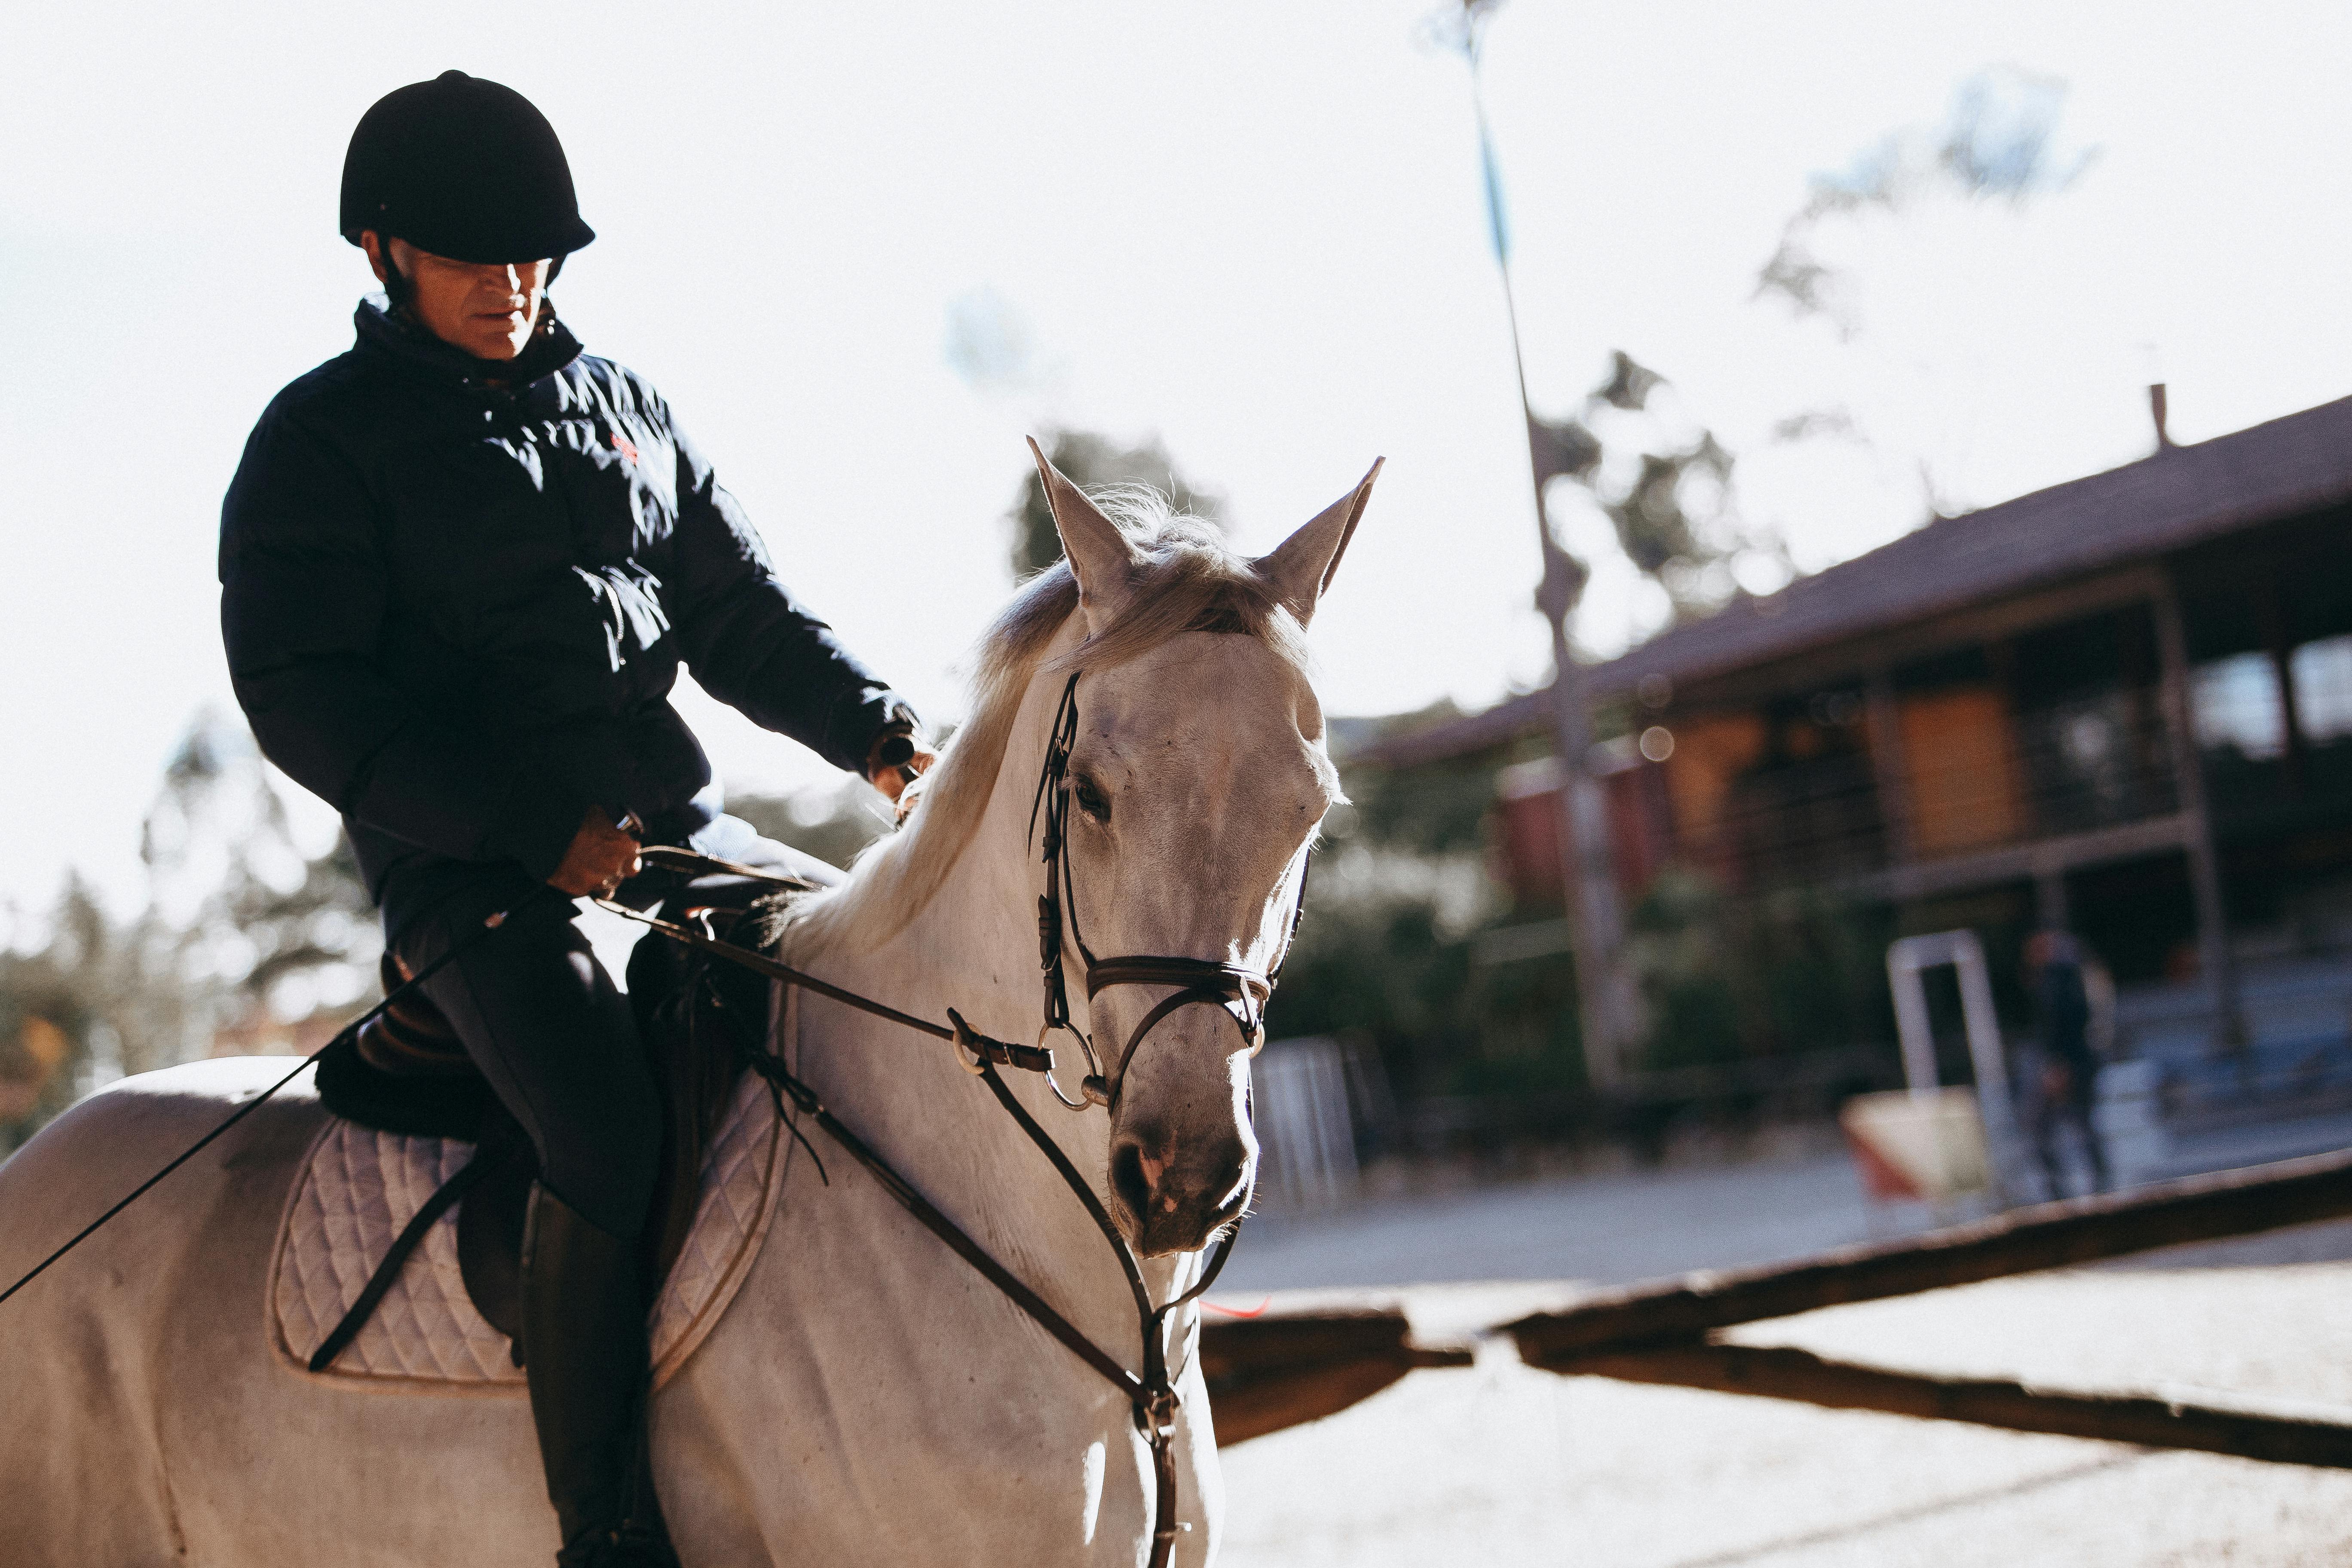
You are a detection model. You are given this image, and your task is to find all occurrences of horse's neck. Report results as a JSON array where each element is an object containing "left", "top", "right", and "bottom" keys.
[
  {"left": 808, "top": 665, "right": 1057, "bottom": 1047},
  {"left": 781, "top": 663, "right": 1188, "bottom": 1310}
]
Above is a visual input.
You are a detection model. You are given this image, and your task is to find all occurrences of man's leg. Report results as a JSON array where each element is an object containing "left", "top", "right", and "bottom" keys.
[
  {"left": 397, "top": 881, "right": 668, "bottom": 1567},
  {"left": 2036, "top": 1133, "right": 2068, "bottom": 1200},
  {"left": 2072, "top": 1077, "right": 2111, "bottom": 1193},
  {"left": 2024, "top": 1087, "right": 2068, "bottom": 1201}
]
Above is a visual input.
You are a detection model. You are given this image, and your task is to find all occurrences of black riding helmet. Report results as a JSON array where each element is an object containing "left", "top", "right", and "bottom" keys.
[{"left": 340, "top": 70, "right": 594, "bottom": 263}]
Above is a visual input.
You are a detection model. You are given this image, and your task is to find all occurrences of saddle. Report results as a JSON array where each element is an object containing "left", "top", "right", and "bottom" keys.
[{"left": 308, "top": 885, "right": 796, "bottom": 1366}]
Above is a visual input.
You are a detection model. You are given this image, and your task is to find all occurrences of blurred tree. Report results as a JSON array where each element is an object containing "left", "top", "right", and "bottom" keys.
[
  {"left": 1623, "top": 867, "right": 1895, "bottom": 1073},
  {"left": 1533, "top": 351, "right": 1794, "bottom": 624},
  {"left": 943, "top": 287, "right": 1047, "bottom": 395},
  {"left": 1340, "top": 753, "right": 1495, "bottom": 856},
  {"left": 1623, "top": 868, "right": 1747, "bottom": 1072},
  {"left": 1005, "top": 429, "right": 1224, "bottom": 581},
  {"left": 1263, "top": 745, "right": 1522, "bottom": 1099},
  {"left": 0, "top": 876, "right": 107, "bottom": 1145},
  {"left": 1755, "top": 64, "right": 2096, "bottom": 340},
  {"left": 1752, "top": 64, "right": 2099, "bottom": 521},
  {"left": 1, "top": 712, "right": 377, "bottom": 1152},
  {"left": 140, "top": 710, "right": 377, "bottom": 1052}
]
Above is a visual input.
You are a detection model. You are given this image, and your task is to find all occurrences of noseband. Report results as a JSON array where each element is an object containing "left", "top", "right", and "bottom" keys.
[{"left": 1024, "top": 671, "right": 1307, "bottom": 1113}]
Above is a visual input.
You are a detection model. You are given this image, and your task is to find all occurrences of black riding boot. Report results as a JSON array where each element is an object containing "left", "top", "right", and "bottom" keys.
[{"left": 520, "top": 1183, "right": 676, "bottom": 1568}]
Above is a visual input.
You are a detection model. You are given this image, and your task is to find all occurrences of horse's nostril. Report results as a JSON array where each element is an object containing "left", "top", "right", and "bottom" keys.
[
  {"left": 1207, "top": 1150, "right": 1250, "bottom": 1215},
  {"left": 1110, "top": 1142, "right": 1151, "bottom": 1219}
]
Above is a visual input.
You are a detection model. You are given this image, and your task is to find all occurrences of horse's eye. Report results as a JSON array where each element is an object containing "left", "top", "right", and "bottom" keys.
[{"left": 1073, "top": 776, "right": 1110, "bottom": 821}]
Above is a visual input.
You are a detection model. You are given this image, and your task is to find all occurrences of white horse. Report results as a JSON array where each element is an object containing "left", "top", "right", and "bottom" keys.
[{"left": 0, "top": 447, "right": 1378, "bottom": 1567}]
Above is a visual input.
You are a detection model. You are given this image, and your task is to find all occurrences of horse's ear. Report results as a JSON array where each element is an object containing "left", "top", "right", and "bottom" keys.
[
  {"left": 1028, "top": 436, "right": 1137, "bottom": 633},
  {"left": 1256, "top": 458, "right": 1383, "bottom": 628}
]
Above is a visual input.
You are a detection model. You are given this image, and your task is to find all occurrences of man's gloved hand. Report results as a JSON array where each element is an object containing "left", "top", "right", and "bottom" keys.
[
  {"left": 865, "top": 712, "right": 936, "bottom": 821},
  {"left": 548, "top": 807, "right": 643, "bottom": 897}
]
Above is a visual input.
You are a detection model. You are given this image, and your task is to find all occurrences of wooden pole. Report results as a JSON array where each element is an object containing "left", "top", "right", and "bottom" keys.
[
  {"left": 1510, "top": 1147, "right": 2352, "bottom": 1361},
  {"left": 1548, "top": 1341, "right": 2352, "bottom": 1469},
  {"left": 1461, "top": 21, "right": 1637, "bottom": 1087},
  {"left": 1198, "top": 1309, "right": 1474, "bottom": 1446},
  {"left": 2150, "top": 569, "right": 2246, "bottom": 1051}
]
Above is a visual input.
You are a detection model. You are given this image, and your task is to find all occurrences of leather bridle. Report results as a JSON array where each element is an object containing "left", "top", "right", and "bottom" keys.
[{"left": 1026, "top": 670, "right": 1307, "bottom": 1116}]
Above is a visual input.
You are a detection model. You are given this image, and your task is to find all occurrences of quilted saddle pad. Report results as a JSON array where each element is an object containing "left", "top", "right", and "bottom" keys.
[{"left": 270, "top": 1065, "right": 786, "bottom": 1391}]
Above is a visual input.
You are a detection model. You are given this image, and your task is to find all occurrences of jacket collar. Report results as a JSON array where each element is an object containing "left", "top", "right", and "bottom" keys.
[{"left": 352, "top": 297, "right": 586, "bottom": 391}]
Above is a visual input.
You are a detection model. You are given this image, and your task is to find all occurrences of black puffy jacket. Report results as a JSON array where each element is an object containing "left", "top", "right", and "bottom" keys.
[{"left": 220, "top": 301, "right": 905, "bottom": 930}]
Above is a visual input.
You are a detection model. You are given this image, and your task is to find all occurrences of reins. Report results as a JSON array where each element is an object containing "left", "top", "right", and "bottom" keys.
[{"left": 594, "top": 895, "right": 1056, "bottom": 1078}]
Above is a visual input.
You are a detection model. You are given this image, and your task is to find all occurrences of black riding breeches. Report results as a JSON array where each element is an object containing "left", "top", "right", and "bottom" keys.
[{"left": 389, "top": 816, "right": 841, "bottom": 1239}]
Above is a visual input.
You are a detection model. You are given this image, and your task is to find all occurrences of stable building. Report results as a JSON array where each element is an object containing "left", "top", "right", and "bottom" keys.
[{"left": 1366, "top": 394, "right": 2352, "bottom": 1048}]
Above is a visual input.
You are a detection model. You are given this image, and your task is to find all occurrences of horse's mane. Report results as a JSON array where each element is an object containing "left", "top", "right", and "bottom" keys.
[{"left": 788, "top": 492, "right": 1310, "bottom": 954}]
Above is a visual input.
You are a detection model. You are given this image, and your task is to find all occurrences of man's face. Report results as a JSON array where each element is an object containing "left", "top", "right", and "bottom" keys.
[{"left": 360, "top": 230, "right": 551, "bottom": 361}]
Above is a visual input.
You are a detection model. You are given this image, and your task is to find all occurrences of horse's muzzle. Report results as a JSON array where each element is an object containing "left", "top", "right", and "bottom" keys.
[{"left": 1109, "top": 1130, "right": 1254, "bottom": 1258}]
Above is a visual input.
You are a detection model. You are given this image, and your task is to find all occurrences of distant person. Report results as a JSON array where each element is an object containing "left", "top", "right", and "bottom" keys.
[
  {"left": 2022, "top": 929, "right": 2110, "bottom": 1197},
  {"left": 218, "top": 72, "right": 931, "bottom": 1567}
]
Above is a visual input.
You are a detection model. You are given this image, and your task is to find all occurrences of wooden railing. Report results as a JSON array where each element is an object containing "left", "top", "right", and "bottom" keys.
[{"left": 1203, "top": 1148, "right": 2352, "bottom": 1464}]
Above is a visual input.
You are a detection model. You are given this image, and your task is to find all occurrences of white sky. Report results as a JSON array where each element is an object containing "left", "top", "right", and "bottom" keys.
[{"left": 5, "top": 0, "right": 2351, "bottom": 919}]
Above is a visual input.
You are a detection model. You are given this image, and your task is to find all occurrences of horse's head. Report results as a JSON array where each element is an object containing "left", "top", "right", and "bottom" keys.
[{"left": 1030, "top": 443, "right": 1378, "bottom": 1256}]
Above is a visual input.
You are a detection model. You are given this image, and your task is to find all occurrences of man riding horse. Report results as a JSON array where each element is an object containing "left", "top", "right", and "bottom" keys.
[{"left": 218, "top": 70, "right": 930, "bottom": 1568}]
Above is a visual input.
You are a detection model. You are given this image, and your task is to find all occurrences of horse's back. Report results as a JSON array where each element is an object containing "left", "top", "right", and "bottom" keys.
[
  {"left": 0, "top": 1058, "right": 327, "bottom": 1566},
  {"left": 0, "top": 1057, "right": 327, "bottom": 1284}
]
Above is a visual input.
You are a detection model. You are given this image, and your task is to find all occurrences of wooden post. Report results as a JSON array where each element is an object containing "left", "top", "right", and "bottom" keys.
[
  {"left": 1508, "top": 1146, "right": 2352, "bottom": 1360},
  {"left": 1461, "top": 26, "right": 1639, "bottom": 1088},
  {"left": 2259, "top": 556, "right": 2309, "bottom": 800},
  {"left": 1533, "top": 516, "right": 1639, "bottom": 1088},
  {"left": 1550, "top": 1341, "right": 2352, "bottom": 1469},
  {"left": 1489, "top": 256, "right": 1636, "bottom": 1087},
  {"left": 2150, "top": 572, "right": 2246, "bottom": 1051}
]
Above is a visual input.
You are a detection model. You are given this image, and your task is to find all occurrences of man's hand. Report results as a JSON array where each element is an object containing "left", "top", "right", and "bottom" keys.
[
  {"left": 548, "top": 808, "right": 642, "bottom": 896},
  {"left": 866, "top": 726, "right": 937, "bottom": 821}
]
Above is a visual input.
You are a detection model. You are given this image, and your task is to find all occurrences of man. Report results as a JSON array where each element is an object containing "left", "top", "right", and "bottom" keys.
[
  {"left": 2022, "top": 929, "right": 2110, "bottom": 1198},
  {"left": 218, "top": 71, "right": 928, "bottom": 1567}
]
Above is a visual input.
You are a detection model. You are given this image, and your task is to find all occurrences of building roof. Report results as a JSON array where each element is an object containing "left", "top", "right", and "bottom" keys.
[{"left": 1363, "top": 393, "right": 2352, "bottom": 769}]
